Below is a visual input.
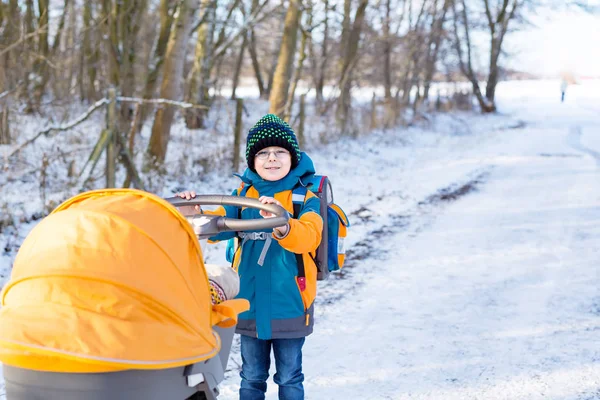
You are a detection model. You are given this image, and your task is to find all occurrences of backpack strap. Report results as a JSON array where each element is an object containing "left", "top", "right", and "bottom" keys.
[
  {"left": 227, "top": 183, "right": 251, "bottom": 268},
  {"left": 236, "top": 183, "right": 251, "bottom": 219},
  {"left": 291, "top": 186, "right": 308, "bottom": 217},
  {"left": 292, "top": 186, "right": 309, "bottom": 291}
]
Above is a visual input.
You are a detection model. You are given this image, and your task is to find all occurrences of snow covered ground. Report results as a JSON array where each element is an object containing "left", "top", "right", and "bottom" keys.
[{"left": 1, "top": 79, "right": 599, "bottom": 399}]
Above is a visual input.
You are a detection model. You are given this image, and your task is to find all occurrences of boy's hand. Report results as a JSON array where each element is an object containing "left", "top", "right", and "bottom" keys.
[
  {"left": 258, "top": 196, "right": 289, "bottom": 236},
  {"left": 175, "top": 191, "right": 201, "bottom": 216}
]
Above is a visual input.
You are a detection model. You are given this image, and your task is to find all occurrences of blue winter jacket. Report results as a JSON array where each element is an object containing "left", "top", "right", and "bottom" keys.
[{"left": 209, "top": 153, "right": 323, "bottom": 339}]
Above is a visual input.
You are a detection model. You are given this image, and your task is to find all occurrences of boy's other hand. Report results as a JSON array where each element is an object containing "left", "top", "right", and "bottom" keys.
[
  {"left": 175, "top": 191, "right": 201, "bottom": 215},
  {"left": 258, "top": 196, "right": 289, "bottom": 236}
]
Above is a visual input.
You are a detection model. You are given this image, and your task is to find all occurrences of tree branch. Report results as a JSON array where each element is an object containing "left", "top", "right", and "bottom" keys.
[
  {"left": 0, "top": 24, "right": 48, "bottom": 57},
  {"left": 5, "top": 98, "right": 109, "bottom": 161},
  {"left": 117, "top": 96, "right": 210, "bottom": 109}
]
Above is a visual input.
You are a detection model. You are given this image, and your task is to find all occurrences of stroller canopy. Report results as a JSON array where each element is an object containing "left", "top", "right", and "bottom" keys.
[{"left": 0, "top": 189, "right": 248, "bottom": 373}]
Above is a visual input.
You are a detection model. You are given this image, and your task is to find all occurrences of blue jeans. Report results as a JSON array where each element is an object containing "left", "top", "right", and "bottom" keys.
[{"left": 239, "top": 335, "right": 305, "bottom": 400}]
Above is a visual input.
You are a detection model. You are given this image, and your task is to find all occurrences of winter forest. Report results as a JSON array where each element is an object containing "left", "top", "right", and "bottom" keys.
[
  {"left": 2, "top": 0, "right": 600, "bottom": 399},
  {"left": 0, "top": 0, "right": 595, "bottom": 195}
]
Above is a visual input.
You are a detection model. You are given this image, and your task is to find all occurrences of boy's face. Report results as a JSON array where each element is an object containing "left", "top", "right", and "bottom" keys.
[{"left": 254, "top": 146, "right": 292, "bottom": 181}]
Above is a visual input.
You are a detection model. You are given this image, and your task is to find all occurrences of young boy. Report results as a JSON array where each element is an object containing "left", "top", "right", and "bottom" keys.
[{"left": 177, "top": 114, "right": 323, "bottom": 400}]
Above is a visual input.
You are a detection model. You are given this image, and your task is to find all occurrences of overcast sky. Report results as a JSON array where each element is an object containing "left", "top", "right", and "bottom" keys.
[{"left": 506, "top": 7, "right": 600, "bottom": 78}]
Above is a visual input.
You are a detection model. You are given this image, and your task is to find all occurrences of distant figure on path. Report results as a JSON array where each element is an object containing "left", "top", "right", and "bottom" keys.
[{"left": 560, "top": 79, "right": 568, "bottom": 102}]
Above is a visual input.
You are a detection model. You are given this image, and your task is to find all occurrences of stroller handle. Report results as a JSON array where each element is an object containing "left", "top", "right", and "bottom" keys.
[{"left": 165, "top": 195, "right": 290, "bottom": 232}]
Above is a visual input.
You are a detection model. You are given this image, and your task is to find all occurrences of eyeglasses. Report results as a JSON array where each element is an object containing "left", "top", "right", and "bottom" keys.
[{"left": 255, "top": 150, "right": 291, "bottom": 160}]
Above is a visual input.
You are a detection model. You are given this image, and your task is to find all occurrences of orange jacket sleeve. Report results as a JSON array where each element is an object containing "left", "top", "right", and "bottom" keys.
[{"left": 274, "top": 195, "right": 323, "bottom": 254}]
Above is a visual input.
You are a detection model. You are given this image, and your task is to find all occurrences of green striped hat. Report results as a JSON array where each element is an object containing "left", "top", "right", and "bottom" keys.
[{"left": 246, "top": 114, "right": 301, "bottom": 171}]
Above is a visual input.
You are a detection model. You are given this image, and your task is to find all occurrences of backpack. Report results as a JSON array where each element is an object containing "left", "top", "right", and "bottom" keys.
[
  {"left": 291, "top": 175, "right": 349, "bottom": 280},
  {"left": 226, "top": 175, "right": 350, "bottom": 281}
]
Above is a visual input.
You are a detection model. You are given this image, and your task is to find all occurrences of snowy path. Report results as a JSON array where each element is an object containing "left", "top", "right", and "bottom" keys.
[
  {"left": 568, "top": 126, "right": 600, "bottom": 166},
  {"left": 217, "top": 84, "right": 600, "bottom": 399},
  {"left": 300, "top": 142, "right": 600, "bottom": 400}
]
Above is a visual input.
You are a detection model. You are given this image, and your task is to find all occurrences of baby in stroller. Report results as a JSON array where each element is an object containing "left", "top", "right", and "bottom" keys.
[{"left": 206, "top": 262, "right": 240, "bottom": 305}]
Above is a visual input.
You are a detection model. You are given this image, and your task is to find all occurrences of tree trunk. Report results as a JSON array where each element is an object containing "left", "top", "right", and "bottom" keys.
[
  {"left": 185, "top": 0, "right": 215, "bottom": 129},
  {"left": 82, "top": 2, "right": 98, "bottom": 101},
  {"left": 423, "top": 0, "right": 450, "bottom": 101},
  {"left": 340, "top": 0, "right": 351, "bottom": 60},
  {"left": 315, "top": 0, "right": 329, "bottom": 110},
  {"left": 50, "top": 0, "right": 70, "bottom": 57},
  {"left": 49, "top": 0, "right": 70, "bottom": 99},
  {"left": 269, "top": 0, "right": 302, "bottom": 117},
  {"left": 0, "top": 60, "right": 9, "bottom": 144},
  {"left": 382, "top": 0, "right": 392, "bottom": 100},
  {"left": 102, "top": 0, "right": 120, "bottom": 89},
  {"left": 470, "top": 79, "right": 494, "bottom": 113},
  {"left": 1, "top": 0, "right": 20, "bottom": 96},
  {"left": 32, "top": 0, "right": 49, "bottom": 109},
  {"left": 452, "top": 0, "right": 493, "bottom": 112},
  {"left": 381, "top": 0, "right": 395, "bottom": 127},
  {"left": 266, "top": 3, "right": 285, "bottom": 101},
  {"left": 0, "top": 105, "right": 9, "bottom": 145},
  {"left": 119, "top": 0, "right": 147, "bottom": 132},
  {"left": 22, "top": 0, "right": 35, "bottom": 112},
  {"left": 231, "top": 34, "right": 248, "bottom": 100},
  {"left": 483, "top": 0, "right": 517, "bottom": 108},
  {"left": 452, "top": 0, "right": 518, "bottom": 113},
  {"left": 486, "top": 59, "right": 499, "bottom": 105},
  {"left": 265, "top": 42, "right": 280, "bottom": 100},
  {"left": 147, "top": 0, "right": 196, "bottom": 168},
  {"left": 285, "top": 10, "right": 310, "bottom": 122},
  {"left": 247, "top": 0, "right": 265, "bottom": 98},
  {"left": 335, "top": 0, "right": 368, "bottom": 135},
  {"left": 65, "top": 0, "right": 76, "bottom": 99},
  {"left": 248, "top": 29, "right": 265, "bottom": 98},
  {"left": 137, "top": 0, "right": 174, "bottom": 132}
]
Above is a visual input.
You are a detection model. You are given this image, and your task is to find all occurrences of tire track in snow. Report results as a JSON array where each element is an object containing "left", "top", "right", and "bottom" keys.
[
  {"left": 314, "top": 168, "right": 492, "bottom": 307},
  {"left": 567, "top": 126, "right": 600, "bottom": 166}
]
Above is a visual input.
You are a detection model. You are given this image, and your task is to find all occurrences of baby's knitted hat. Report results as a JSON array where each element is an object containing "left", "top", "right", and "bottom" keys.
[{"left": 246, "top": 114, "right": 301, "bottom": 171}]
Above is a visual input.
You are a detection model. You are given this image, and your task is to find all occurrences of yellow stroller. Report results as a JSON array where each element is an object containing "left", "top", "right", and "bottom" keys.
[{"left": 0, "top": 189, "right": 289, "bottom": 400}]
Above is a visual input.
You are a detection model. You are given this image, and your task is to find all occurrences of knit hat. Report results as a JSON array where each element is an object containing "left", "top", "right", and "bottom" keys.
[{"left": 246, "top": 114, "right": 301, "bottom": 172}]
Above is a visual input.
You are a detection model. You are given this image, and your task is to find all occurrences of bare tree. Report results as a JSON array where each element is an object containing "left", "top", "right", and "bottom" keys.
[
  {"left": 0, "top": 97, "right": 9, "bottom": 144},
  {"left": 285, "top": 5, "right": 312, "bottom": 121},
  {"left": 22, "top": 0, "right": 36, "bottom": 112},
  {"left": 119, "top": 0, "right": 148, "bottom": 108},
  {"left": 399, "top": 0, "right": 428, "bottom": 107},
  {"left": 147, "top": 0, "right": 197, "bottom": 167},
  {"left": 423, "top": 0, "right": 451, "bottom": 101},
  {"left": 0, "top": 0, "right": 19, "bottom": 143},
  {"left": 81, "top": 2, "right": 100, "bottom": 102},
  {"left": 184, "top": 0, "right": 216, "bottom": 129},
  {"left": 137, "top": 0, "right": 175, "bottom": 132},
  {"left": 231, "top": 33, "right": 248, "bottom": 100},
  {"left": 102, "top": 0, "right": 120, "bottom": 89},
  {"left": 31, "top": 0, "right": 50, "bottom": 110},
  {"left": 335, "top": 0, "right": 369, "bottom": 134},
  {"left": 309, "top": 0, "right": 330, "bottom": 111},
  {"left": 378, "top": 0, "right": 406, "bottom": 126},
  {"left": 483, "top": 0, "right": 519, "bottom": 104},
  {"left": 452, "top": 0, "right": 520, "bottom": 112},
  {"left": 248, "top": 0, "right": 266, "bottom": 98},
  {"left": 269, "top": 0, "right": 303, "bottom": 117}
]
